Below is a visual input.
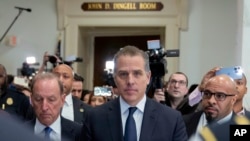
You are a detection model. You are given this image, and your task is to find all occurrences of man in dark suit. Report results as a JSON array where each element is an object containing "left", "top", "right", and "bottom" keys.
[
  {"left": 26, "top": 72, "right": 81, "bottom": 141},
  {"left": 183, "top": 70, "right": 239, "bottom": 140},
  {"left": 81, "top": 45, "right": 187, "bottom": 141},
  {"left": 52, "top": 64, "right": 92, "bottom": 124}
]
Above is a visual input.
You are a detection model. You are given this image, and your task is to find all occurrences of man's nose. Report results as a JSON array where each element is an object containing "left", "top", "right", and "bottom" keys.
[
  {"left": 208, "top": 94, "right": 217, "bottom": 104},
  {"left": 42, "top": 100, "right": 49, "bottom": 111},
  {"left": 127, "top": 74, "right": 135, "bottom": 84}
]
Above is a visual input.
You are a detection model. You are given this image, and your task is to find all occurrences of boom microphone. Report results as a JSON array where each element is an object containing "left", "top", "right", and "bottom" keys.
[{"left": 15, "top": 6, "right": 32, "bottom": 12}]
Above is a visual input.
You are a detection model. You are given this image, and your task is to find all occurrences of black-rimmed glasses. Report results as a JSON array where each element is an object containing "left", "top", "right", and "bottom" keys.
[
  {"left": 202, "top": 90, "right": 235, "bottom": 101},
  {"left": 169, "top": 80, "right": 187, "bottom": 86}
]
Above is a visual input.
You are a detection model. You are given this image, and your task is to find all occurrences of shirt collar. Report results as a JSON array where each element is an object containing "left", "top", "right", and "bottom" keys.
[
  {"left": 217, "top": 111, "right": 233, "bottom": 124},
  {"left": 237, "top": 108, "right": 245, "bottom": 116},
  {"left": 120, "top": 94, "right": 146, "bottom": 114},
  {"left": 65, "top": 93, "right": 73, "bottom": 106},
  {"left": 35, "top": 115, "right": 61, "bottom": 134}
]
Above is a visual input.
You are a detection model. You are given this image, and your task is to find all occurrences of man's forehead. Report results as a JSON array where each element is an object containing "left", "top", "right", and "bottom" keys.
[
  {"left": 53, "top": 65, "right": 73, "bottom": 73},
  {"left": 170, "top": 74, "right": 186, "bottom": 80}
]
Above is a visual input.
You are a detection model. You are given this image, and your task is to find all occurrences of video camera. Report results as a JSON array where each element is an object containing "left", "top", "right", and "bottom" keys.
[
  {"left": 146, "top": 40, "right": 179, "bottom": 90},
  {"left": 48, "top": 55, "right": 83, "bottom": 67}
]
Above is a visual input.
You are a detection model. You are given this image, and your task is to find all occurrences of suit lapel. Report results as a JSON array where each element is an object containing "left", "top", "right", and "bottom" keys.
[
  {"left": 61, "top": 117, "right": 74, "bottom": 141},
  {"left": 72, "top": 97, "right": 81, "bottom": 122},
  {"left": 107, "top": 98, "right": 123, "bottom": 141},
  {"left": 186, "top": 111, "right": 203, "bottom": 136},
  {"left": 139, "top": 98, "right": 157, "bottom": 141}
]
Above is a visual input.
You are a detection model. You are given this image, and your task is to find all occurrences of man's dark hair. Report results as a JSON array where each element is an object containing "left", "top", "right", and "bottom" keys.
[{"left": 74, "top": 73, "right": 84, "bottom": 83}]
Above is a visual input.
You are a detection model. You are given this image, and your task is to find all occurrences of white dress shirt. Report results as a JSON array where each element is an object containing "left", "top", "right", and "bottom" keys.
[
  {"left": 120, "top": 94, "right": 146, "bottom": 141},
  {"left": 61, "top": 94, "right": 74, "bottom": 121},
  {"left": 34, "top": 116, "right": 61, "bottom": 141}
]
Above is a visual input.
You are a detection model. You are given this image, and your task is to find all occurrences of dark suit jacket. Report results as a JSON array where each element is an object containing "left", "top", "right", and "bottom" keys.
[
  {"left": 81, "top": 97, "right": 188, "bottom": 141},
  {"left": 244, "top": 109, "right": 250, "bottom": 119},
  {"left": 72, "top": 96, "right": 92, "bottom": 124},
  {"left": 183, "top": 111, "right": 203, "bottom": 138},
  {"left": 25, "top": 116, "right": 81, "bottom": 141},
  {"left": 199, "top": 113, "right": 241, "bottom": 141},
  {"left": 0, "top": 88, "right": 32, "bottom": 121}
]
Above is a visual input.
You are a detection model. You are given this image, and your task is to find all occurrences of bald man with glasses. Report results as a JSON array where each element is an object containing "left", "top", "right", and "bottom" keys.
[{"left": 183, "top": 71, "right": 238, "bottom": 140}]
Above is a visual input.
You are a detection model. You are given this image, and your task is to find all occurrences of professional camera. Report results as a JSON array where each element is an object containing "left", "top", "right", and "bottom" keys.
[
  {"left": 47, "top": 54, "right": 83, "bottom": 67},
  {"left": 20, "top": 62, "right": 36, "bottom": 77},
  {"left": 103, "top": 61, "right": 116, "bottom": 87},
  {"left": 63, "top": 56, "right": 83, "bottom": 66},
  {"left": 146, "top": 40, "right": 179, "bottom": 92},
  {"left": 48, "top": 55, "right": 57, "bottom": 64}
]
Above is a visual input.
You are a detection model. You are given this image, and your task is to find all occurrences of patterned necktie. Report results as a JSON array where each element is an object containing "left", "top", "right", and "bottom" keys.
[
  {"left": 44, "top": 126, "right": 52, "bottom": 141},
  {"left": 124, "top": 107, "right": 137, "bottom": 141}
]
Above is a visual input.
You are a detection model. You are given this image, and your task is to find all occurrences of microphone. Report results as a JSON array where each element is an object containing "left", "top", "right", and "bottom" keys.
[{"left": 15, "top": 6, "right": 32, "bottom": 12}]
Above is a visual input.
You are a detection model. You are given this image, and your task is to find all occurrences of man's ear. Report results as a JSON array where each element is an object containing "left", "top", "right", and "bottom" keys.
[
  {"left": 29, "top": 97, "right": 33, "bottom": 106},
  {"left": 62, "top": 93, "right": 66, "bottom": 102}
]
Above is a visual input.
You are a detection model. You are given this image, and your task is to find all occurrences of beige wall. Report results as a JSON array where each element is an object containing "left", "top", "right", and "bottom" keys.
[{"left": 57, "top": 0, "right": 188, "bottom": 89}]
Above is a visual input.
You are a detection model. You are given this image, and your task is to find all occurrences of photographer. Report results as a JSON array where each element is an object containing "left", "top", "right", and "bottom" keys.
[{"left": 38, "top": 51, "right": 62, "bottom": 73}]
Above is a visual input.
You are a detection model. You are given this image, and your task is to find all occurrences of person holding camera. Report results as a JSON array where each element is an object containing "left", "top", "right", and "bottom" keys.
[
  {"left": 38, "top": 51, "right": 62, "bottom": 74},
  {"left": 153, "top": 72, "right": 200, "bottom": 115},
  {"left": 72, "top": 73, "right": 84, "bottom": 100},
  {"left": 80, "top": 45, "right": 187, "bottom": 141}
]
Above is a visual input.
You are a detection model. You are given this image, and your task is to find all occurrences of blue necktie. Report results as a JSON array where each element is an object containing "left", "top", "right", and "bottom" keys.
[
  {"left": 124, "top": 107, "right": 137, "bottom": 141},
  {"left": 44, "top": 127, "right": 52, "bottom": 141}
]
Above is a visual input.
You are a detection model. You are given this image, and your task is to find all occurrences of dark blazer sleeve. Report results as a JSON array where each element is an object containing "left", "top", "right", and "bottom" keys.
[
  {"left": 72, "top": 96, "right": 92, "bottom": 124},
  {"left": 182, "top": 111, "right": 203, "bottom": 138},
  {"left": 61, "top": 117, "right": 82, "bottom": 141}
]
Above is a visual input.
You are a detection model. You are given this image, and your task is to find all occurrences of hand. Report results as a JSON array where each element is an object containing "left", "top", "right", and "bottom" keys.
[
  {"left": 42, "top": 51, "right": 49, "bottom": 65},
  {"left": 199, "top": 67, "right": 221, "bottom": 91},
  {"left": 153, "top": 89, "right": 165, "bottom": 103}
]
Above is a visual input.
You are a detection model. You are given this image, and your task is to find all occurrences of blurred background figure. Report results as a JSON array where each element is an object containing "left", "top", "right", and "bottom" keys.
[
  {"left": 71, "top": 73, "right": 84, "bottom": 99},
  {"left": 188, "top": 84, "right": 199, "bottom": 94},
  {"left": 82, "top": 91, "right": 91, "bottom": 104},
  {"left": 0, "top": 64, "right": 32, "bottom": 121},
  {"left": 88, "top": 91, "right": 107, "bottom": 107}
]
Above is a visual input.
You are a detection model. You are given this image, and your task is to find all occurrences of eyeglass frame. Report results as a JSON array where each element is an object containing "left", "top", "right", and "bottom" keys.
[
  {"left": 168, "top": 79, "right": 187, "bottom": 86},
  {"left": 201, "top": 90, "right": 236, "bottom": 101}
]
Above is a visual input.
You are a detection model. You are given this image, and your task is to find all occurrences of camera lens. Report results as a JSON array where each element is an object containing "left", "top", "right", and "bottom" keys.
[{"left": 49, "top": 56, "right": 57, "bottom": 64}]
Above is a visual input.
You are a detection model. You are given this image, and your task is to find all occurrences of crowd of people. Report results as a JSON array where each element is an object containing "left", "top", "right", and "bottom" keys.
[{"left": 0, "top": 45, "right": 249, "bottom": 141}]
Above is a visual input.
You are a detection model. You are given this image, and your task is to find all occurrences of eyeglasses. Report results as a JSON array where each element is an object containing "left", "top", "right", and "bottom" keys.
[
  {"left": 169, "top": 80, "right": 187, "bottom": 86},
  {"left": 202, "top": 90, "right": 235, "bottom": 101}
]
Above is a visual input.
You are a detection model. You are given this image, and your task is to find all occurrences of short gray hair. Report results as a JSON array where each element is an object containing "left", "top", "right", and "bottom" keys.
[{"left": 30, "top": 72, "right": 64, "bottom": 95}]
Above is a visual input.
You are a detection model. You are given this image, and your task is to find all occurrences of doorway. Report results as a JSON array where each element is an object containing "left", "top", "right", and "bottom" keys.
[{"left": 94, "top": 35, "right": 160, "bottom": 87}]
